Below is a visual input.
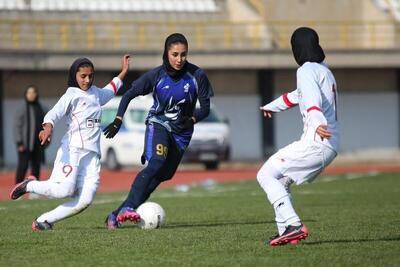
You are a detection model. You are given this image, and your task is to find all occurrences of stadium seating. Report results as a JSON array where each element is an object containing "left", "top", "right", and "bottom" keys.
[
  {"left": 0, "top": 0, "right": 398, "bottom": 52},
  {"left": 0, "top": 0, "right": 219, "bottom": 12}
]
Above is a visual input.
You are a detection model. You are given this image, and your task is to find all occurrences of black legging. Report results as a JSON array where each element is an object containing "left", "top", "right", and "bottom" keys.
[
  {"left": 113, "top": 123, "right": 185, "bottom": 214},
  {"left": 15, "top": 147, "right": 43, "bottom": 184}
]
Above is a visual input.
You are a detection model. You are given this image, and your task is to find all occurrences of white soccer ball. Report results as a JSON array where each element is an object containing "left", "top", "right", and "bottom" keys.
[{"left": 136, "top": 202, "right": 166, "bottom": 230}]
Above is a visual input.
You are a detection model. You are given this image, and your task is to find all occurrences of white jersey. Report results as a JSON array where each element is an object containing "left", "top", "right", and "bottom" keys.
[
  {"left": 263, "top": 62, "right": 339, "bottom": 152},
  {"left": 43, "top": 77, "right": 122, "bottom": 155}
]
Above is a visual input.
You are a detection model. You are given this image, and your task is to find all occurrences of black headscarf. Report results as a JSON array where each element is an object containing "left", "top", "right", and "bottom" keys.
[
  {"left": 162, "top": 33, "right": 188, "bottom": 81},
  {"left": 291, "top": 27, "right": 325, "bottom": 66},
  {"left": 67, "top": 57, "right": 95, "bottom": 88}
]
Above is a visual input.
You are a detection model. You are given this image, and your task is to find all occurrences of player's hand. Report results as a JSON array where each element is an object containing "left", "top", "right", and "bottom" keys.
[
  {"left": 17, "top": 144, "right": 25, "bottom": 152},
  {"left": 259, "top": 107, "right": 272, "bottom": 118},
  {"left": 117, "top": 55, "right": 130, "bottom": 81},
  {"left": 103, "top": 117, "right": 122, "bottom": 139},
  {"left": 316, "top": 125, "right": 332, "bottom": 141},
  {"left": 121, "top": 54, "right": 130, "bottom": 73},
  {"left": 39, "top": 123, "right": 53, "bottom": 146}
]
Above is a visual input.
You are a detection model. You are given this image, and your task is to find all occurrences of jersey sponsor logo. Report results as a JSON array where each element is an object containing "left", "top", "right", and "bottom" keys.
[
  {"left": 184, "top": 83, "right": 190, "bottom": 92},
  {"left": 86, "top": 118, "right": 101, "bottom": 128}
]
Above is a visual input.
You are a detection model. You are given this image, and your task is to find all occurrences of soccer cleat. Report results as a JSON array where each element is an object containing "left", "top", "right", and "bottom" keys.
[
  {"left": 116, "top": 207, "right": 141, "bottom": 224},
  {"left": 269, "top": 224, "right": 309, "bottom": 246},
  {"left": 105, "top": 212, "right": 120, "bottom": 230},
  {"left": 268, "top": 233, "right": 300, "bottom": 245},
  {"left": 10, "top": 176, "right": 36, "bottom": 200},
  {"left": 32, "top": 220, "right": 53, "bottom": 231}
]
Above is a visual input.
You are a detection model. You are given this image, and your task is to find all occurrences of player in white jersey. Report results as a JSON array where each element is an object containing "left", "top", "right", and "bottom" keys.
[
  {"left": 257, "top": 27, "right": 339, "bottom": 246},
  {"left": 10, "top": 55, "right": 130, "bottom": 231}
]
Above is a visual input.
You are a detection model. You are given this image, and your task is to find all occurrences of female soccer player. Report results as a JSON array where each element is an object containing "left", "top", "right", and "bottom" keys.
[
  {"left": 103, "top": 33, "right": 214, "bottom": 229},
  {"left": 10, "top": 55, "right": 130, "bottom": 231},
  {"left": 258, "top": 27, "right": 339, "bottom": 246}
]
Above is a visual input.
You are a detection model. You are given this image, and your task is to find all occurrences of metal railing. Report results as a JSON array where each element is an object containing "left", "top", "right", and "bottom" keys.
[{"left": 0, "top": 19, "right": 399, "bottom": 52}]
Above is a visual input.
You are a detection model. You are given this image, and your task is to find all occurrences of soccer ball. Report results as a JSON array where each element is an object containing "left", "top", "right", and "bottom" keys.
[{"left": 136, "top": 202, "right": 166, "bottom": 230}]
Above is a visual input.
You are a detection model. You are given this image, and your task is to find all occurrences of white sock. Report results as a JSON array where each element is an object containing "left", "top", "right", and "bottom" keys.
[
  {"left": 275, "top": 210, "right": 286, "bottom": 235},
  {"left": 273, "top": 195, "right": 301, "bottom": 226},
  {"left": 37, "top": 183, "right": 97, "bottom": 224},
  {"left": 27, "top": 180, "right": 75, "bottom": 199},
  {"left": 257, "top": 163, "right": 301, "bottom": 228}
]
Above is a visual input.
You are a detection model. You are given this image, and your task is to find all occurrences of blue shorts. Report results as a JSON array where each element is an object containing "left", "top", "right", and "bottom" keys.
[{"left": 143, "top": 123, "right": 191, "bottom": 163}]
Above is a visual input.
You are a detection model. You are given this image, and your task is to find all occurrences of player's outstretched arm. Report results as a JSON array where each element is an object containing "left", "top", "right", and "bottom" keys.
[
  {"left": 260, "top": 89, "right": 298, "bottom": 117},
  {"left": 117, "top": 54, "right": 130, "bottom": 81},
  {"left": 103, "top": 67, "right": 158, "bottom": 139},
  {"left": 98, "top": 55, "right": 130, "bottom": 106}
]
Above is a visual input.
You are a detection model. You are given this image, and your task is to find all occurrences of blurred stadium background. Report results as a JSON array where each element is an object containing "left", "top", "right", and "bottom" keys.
[{"left": 0, "top": 0, "right": 400, "bottom": 168}]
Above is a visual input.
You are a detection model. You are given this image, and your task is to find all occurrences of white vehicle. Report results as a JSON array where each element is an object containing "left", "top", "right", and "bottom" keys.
[{"left": 100, "top": 96, "right": 230, "bottom": 170}]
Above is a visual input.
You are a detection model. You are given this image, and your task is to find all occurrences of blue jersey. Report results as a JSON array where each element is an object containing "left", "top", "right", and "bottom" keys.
[
  {"left": 148, "top": 70, "right": 199, "bottom": 132},
  {"left": 117, "top": 62, "right": 213, "bottom": 149}
]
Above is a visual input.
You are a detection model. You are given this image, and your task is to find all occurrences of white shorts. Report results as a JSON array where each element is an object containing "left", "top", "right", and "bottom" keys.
[
  {"left": 265, "top": 140, "right": 337, "bottom": 185},
  {"left": 49, "top": 145, "right": 100, "bottom": 192}
]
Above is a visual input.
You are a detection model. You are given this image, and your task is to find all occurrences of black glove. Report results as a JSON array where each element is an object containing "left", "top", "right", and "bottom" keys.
[
  {"left": 182, "top": 116, "right": 195, "bottom": 130},
  {"left": 103, "top": 118, "right": 122, "bottom": 139}
]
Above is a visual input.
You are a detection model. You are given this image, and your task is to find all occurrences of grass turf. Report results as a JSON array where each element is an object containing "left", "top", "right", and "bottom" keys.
[{"left": 0, "top": 173, "right": 399, "bottom": 267}]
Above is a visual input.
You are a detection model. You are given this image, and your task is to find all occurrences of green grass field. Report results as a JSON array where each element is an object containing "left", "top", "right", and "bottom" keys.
[{"left": 1, "top": 173, "right": 399, "bottom": 267}]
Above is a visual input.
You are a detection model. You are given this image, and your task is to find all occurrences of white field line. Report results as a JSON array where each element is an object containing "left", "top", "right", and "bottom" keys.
[{"left": 318, "top": 172, "right": 380, "bottom": 183}]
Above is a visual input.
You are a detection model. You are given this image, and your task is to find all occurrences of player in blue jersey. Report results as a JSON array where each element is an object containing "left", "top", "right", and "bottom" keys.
[{"left": 103, "top": 33, "right": 214, "bottom": 229}]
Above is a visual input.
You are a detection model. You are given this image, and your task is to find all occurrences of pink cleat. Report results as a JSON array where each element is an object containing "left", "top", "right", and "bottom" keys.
[
  {"left": 290, "top": 239, "right": 300, "bottom": 245},
  {"left": 32, "top": 220, "right": 53, "bottom": 231},
  {"left": 116, "top": 207, "right": 141, "bottom": 224},
  {"left": 105, "top": 212, "right": 120, "bottom": 230},
  {"left": 269, "top": 224, "right": 309, "bottom": 246}
]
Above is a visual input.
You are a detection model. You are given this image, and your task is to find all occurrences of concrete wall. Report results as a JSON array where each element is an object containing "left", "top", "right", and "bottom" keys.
[
  {"left": 274, "top": 68, "right": 398, "bottom": 94},
  {"left": 3, "top": 70, "right": 115, "bottom": 98},
  {"left": 274, "top": 92, "right": 399, "bottom": 152},
  {"left": 213, "top": 95, "right": 263, "bottom": 160},
  {"left": 3, "top": 92, "right": 399, "bottom": 166},
  {"left": 264, "top": 0, "right": 389, "bottom": 21}
]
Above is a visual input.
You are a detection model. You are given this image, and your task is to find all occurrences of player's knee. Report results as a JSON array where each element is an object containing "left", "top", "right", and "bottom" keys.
[
  {"left": 164, "top": 173, "right": 174, "bottom": 181},
  {"left": 160, "top": 168, "right": 177, "bottom": 182},
  {"left": 257, "top": 162, "right": 281, "bottom": 184},
  {"left": 143, "top": 159, "right": 165, "bottom": 176},
  {"left": 55, "top": 185, "right": 75, "bottom": 198},
  {"left": 256, "top": 168, "right": 267, "bottom": 185}
]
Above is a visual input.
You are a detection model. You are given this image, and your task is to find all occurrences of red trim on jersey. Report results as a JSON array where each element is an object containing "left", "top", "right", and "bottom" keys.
[
  {"left": 110, "top": 80, "right": 117, "bottom": 95},
  {"left": 307, "top": 106, "right": 322, "bottom": 112},
  {"left": 282, "top": 93, "right": 295, "bottom": 107}
]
